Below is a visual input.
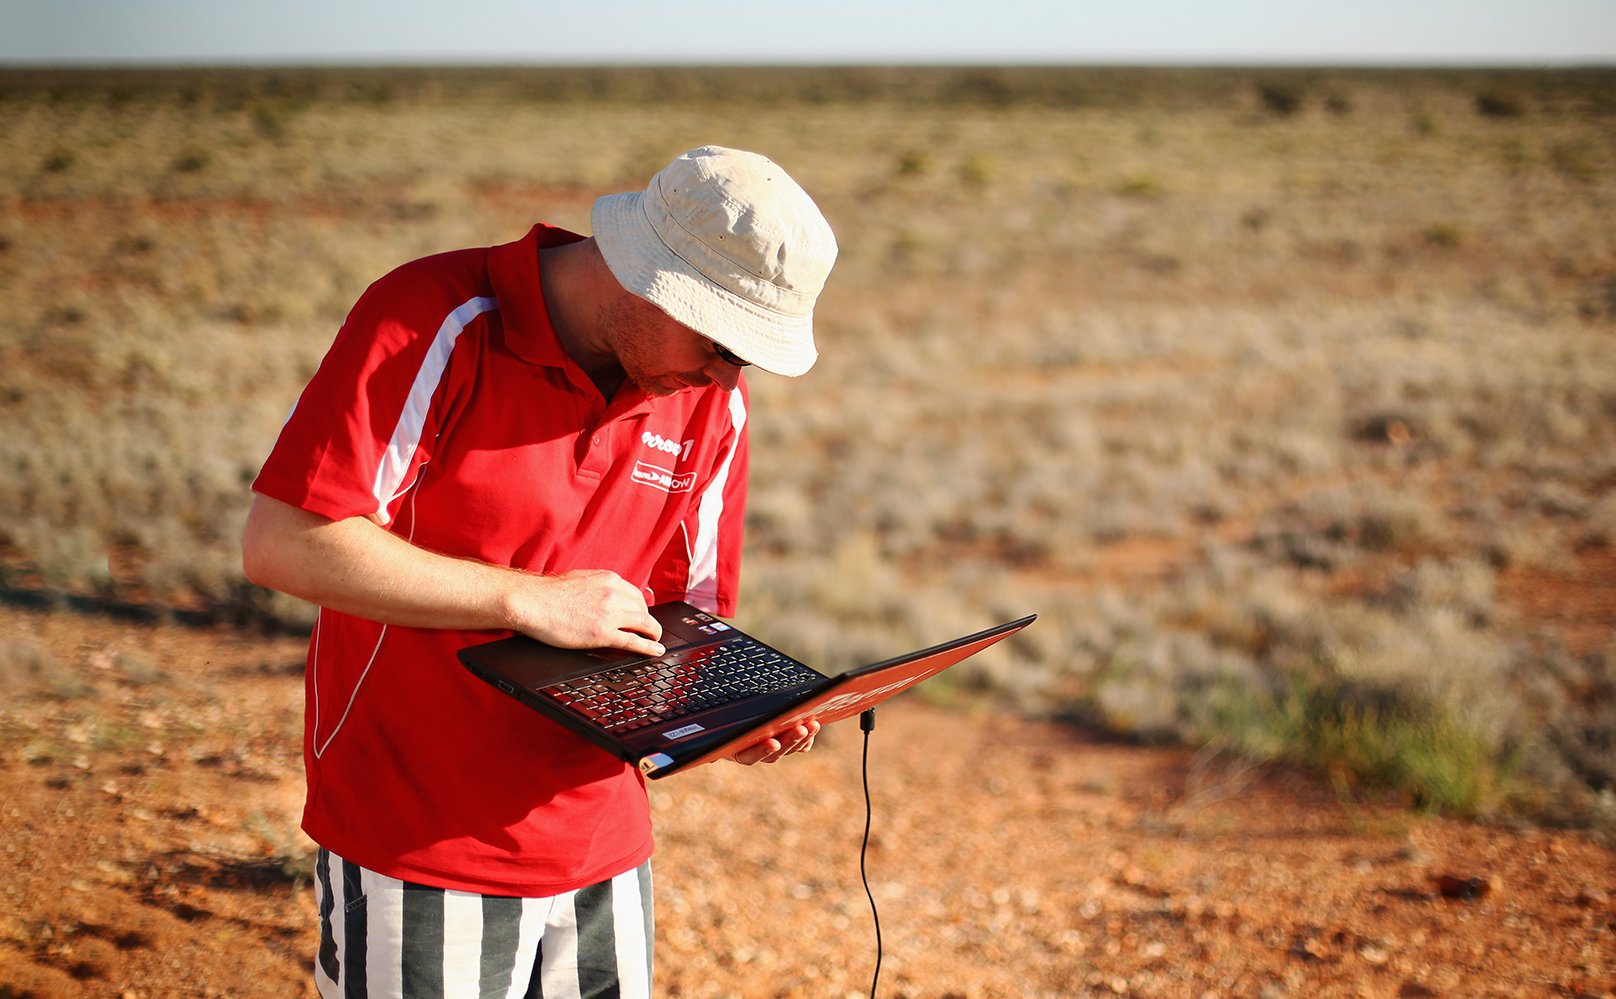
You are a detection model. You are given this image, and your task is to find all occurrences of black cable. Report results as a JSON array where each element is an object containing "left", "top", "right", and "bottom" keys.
[{"left": 859, "top": 708, "right": 881, "bottom": 999}]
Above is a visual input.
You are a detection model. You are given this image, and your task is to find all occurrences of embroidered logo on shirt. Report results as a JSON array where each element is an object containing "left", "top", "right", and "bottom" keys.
[
  {"left": 632, "top": 461, "right": 695, "bottom": 493},
  {"left": 642, "top": 431, "right": 695, "bottom": 461}
]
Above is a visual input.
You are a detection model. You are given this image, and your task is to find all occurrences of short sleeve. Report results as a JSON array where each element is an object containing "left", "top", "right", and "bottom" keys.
[{"left": 251, "top": 249, "right": 493, "bottom": 525}]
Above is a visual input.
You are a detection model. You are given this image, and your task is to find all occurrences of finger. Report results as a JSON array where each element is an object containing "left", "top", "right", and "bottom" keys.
[
  {"left": 731, "top": 738, "right": 781, "bottom": 766},
  {"left": 603, "top": 579, "right": 660, "bottom": 644},
  {"left": 614, "top": 588, "right": 661, "bottom": 643},
  {"left": 613, "top": 631, "right": 665, "bottom": 658},
  {"left": 615, "top": 611, "right": 662, "bottom": 643},
  {"left": 777, "top": 724, "right": 816, "bottom": 756},
  {"left": 635, "top": 610, "right": 663, "bottom": 643},
  {"left": 750, "top": 726, "right": 811, "bottom": 764}
]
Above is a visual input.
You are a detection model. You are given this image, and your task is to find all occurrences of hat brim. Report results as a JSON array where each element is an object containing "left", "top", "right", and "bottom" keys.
[{"left": 592, "top": 190, "right": 818, "bottom": 378}]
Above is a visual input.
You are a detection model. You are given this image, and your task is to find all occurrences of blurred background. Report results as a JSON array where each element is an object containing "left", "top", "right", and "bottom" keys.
[{"left": 3, "top": 0, "right": 1615, "bottom": 827}]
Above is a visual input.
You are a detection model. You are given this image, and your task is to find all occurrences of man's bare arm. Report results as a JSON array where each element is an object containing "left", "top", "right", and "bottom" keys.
[
  {"left": 242, "top": 494, "right": 819, "bottom": 765},
  {"left": 240, "top": 494, "right": 665, "bottom": 656}
]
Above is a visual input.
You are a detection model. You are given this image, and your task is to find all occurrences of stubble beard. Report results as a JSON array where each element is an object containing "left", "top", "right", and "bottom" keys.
[{"left": 599, "top": 295, "right": 687, "bottom": 397}]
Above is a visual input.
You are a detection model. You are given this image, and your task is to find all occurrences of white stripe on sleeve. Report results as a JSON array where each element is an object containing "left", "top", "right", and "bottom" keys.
[
  {"left": 685, "top": 388, "right": 747, "bottom": 612},
  {"left": 370, "top": 295, "right": 499, "bottom": 525}
]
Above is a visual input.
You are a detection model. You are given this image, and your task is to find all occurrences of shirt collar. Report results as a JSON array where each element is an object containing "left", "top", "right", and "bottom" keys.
[
  {"left": 487, "top": 223, "right": 657, "bottom": 414},
  {"left": 487, "top": 223, "right": 584, "bottom": 369}
]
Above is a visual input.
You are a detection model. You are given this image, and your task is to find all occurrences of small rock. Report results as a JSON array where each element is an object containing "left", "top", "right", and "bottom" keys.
[
  {"left": 1575, "top": 887, "right": 1609, "bottom": 907},
  {"left": 1434, "top": 874, "right": 1490, "bottom": 900},
  {"left": 1398, "top": 982, "right": 1437, "bottom": 998}
]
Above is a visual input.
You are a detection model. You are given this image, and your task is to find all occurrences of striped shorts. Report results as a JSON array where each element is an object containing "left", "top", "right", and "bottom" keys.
[{"left": 313, "top": 848, "right": 654, "bottom": 999}]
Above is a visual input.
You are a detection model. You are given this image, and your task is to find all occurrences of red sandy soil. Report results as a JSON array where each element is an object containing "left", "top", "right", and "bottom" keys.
[
  {"left": 1497, "top": 547, "right": 1616, "bottom": 658},
  {"left": 1, "top": 603, "right": 1612, "bottom": 999}
]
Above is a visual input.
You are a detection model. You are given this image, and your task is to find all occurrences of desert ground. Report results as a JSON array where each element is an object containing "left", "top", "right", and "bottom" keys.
[
  {"left": 1, "top": 603, "right": 1613, "bottom": 998},
  {"left": 1, "top": 66, "right": 1615, "bottom": 996}
]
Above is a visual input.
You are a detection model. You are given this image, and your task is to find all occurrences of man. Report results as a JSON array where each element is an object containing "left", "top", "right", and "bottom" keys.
[{"left": 241, "top": 146, "right": 837, "bottom": 999}]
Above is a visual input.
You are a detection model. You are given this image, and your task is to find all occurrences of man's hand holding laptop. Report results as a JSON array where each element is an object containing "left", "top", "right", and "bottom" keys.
[{"left": 730, "top": 720, "right": 821, "bottom": 766}]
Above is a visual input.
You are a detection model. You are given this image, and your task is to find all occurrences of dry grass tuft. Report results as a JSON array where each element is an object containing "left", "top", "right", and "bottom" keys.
[{"left": 0, "top": 637, "right": 89, "bottom": 698}]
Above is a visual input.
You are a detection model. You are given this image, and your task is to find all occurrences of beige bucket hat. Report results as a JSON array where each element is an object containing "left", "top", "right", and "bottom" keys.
[{"left": 591, "top": 146, "right": 838, "bottom": 377}]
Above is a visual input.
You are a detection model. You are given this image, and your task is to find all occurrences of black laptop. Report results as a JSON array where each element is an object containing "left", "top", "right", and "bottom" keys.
[{"left": 458, "top": 602, "right": 1035, "bottom": 779}]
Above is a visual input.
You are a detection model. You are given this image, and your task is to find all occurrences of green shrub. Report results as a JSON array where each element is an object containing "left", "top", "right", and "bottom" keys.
[
  {"left": 1257, "top": 82, "right": 1302, "bottom": 116},
  {"left": 1476, "top": 91, "right": 1525, "bottom": 117},
  {"left": 1210, "top": 679, "right": 1510, "bottom": 814},
  {"left": 171, "top": 148, "right": 209, "bottom": 172},
  {"left": 1422, "top": 223, "right": 1462, "bottom": 249}
]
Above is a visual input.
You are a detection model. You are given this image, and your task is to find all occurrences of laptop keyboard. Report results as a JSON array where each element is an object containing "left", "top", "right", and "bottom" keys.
[{"left": 545, "top": 637, "right": 820, "bottom": 733}]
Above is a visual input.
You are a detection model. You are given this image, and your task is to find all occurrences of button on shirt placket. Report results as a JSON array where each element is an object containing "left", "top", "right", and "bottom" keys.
[{"left": 580, "top": 424, "right": 612, "bottom": 479}]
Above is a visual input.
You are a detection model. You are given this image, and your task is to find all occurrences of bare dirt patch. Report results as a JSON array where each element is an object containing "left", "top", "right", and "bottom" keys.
[{"left": 1498, "top": 546, "right": 1616, "bottom": 657}]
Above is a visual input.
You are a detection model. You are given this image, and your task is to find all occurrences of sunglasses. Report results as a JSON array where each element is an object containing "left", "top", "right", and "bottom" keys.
[{"left": 710, "top": 340, "right": 752, "bottom": 367}]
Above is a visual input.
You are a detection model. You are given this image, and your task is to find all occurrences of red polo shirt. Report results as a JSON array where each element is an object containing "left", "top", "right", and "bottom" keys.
[{"left": 252, "top": 224, "right": 748, "bottom": 895}]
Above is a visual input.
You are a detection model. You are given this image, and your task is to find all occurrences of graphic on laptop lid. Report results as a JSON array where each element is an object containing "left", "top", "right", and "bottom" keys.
[
  {"left": 635, "top": 621, "right": 1027, "bottom": 776},
  {"left": 458, "top": 603, "right": 1035, "bottom": 780}
]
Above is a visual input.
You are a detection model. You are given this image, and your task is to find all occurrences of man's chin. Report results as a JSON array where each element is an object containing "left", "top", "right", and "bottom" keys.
[{"left": 632, "top": 375, "right": 693, "bottom": 398}]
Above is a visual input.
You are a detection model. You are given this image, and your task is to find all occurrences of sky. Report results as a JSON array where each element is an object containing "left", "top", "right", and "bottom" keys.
[{"left": 2, "top": 0, "right": 1614, "bottom": 67}]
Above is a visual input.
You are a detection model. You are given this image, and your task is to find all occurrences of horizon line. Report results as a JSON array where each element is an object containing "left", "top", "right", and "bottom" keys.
[{"left": 4, "top": 56, "right": 1615, "bottom": 71}]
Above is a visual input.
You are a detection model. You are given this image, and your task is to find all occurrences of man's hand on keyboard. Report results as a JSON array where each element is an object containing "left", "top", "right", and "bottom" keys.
[{"left": 730, "top": 720, "right": 821, "bottom": 766}]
